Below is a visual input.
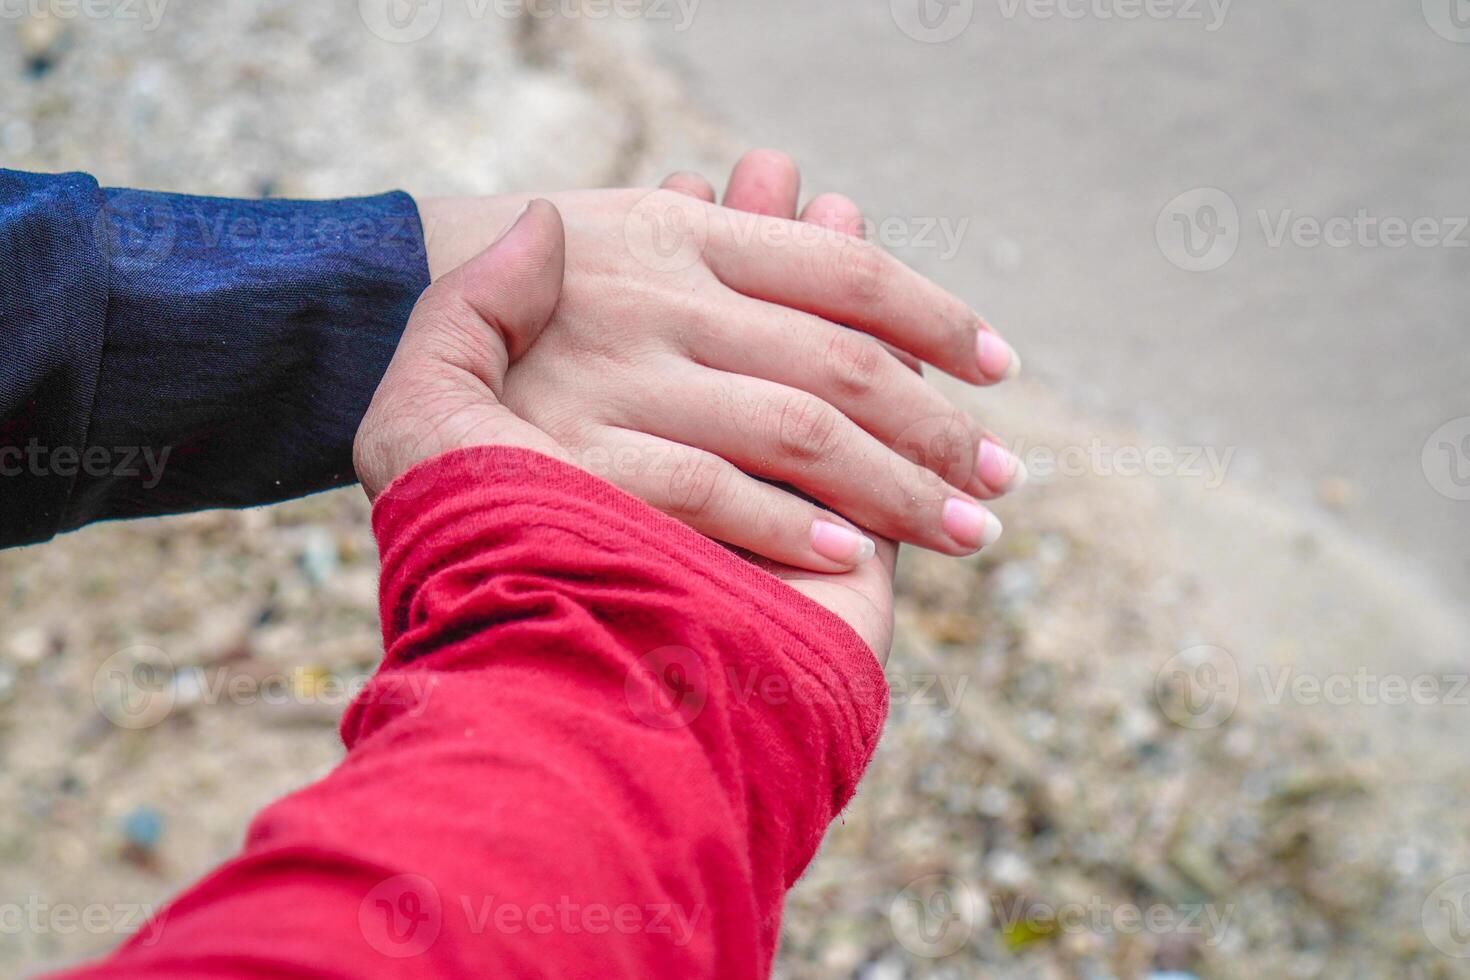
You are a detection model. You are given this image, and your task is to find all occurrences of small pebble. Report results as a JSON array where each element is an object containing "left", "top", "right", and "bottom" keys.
[
  {"left": 122, "top": 806, "right": 165, "bottom": 851},
  {"left": 7, "top": 626, "right": 50, "bottom": 665}
]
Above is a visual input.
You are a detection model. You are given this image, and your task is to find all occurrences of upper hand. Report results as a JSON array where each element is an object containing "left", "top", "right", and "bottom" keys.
[{"left": 409, "top": 175, "right": 1023, "bottom": 573}]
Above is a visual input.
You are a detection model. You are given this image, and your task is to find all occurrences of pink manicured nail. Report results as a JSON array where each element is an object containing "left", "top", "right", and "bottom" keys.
[
  {"left": 810, "top": 520, "right": 877, "bottom": 565},
  {"left": 942, "top": 498, "right": 1004, "bottom": 550},
  {"left": 976, "top": 328, "right": 1021, "bottom": 382},
  {"left": 977, "top": 439, "right": 1028, "bottom": 494}
]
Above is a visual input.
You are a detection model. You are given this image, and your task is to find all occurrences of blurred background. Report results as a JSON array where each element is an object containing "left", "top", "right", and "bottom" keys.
[{"left": 2, "top": 1, "right": 1468, "bottom": 976}]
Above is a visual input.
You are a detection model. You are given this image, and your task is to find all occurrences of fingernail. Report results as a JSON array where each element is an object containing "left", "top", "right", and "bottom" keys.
[
  {"left": 976, "top": 327, "right": 1021, "bottom": 382},
  {"left": 493, "top": 201, "right": 532, "bottom": 245},
  {"left": 977, "top": 439, "right": 1028, "bottom": 494},
  {"left": 942, "top": 497, "right": 1004, "bottom": 550},
  {"left": 810, "top": 520, "right": 877, "bottom": 565}
]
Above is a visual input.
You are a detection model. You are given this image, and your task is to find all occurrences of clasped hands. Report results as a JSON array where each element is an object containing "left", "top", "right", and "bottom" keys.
[{"left": 354, "top": 151, "right": 1025, "bottom": 661}]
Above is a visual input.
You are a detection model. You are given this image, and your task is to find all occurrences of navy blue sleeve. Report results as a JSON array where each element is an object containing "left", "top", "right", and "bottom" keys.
[{"left": 0, "top": 168, "right": 430, "bottom": 548}]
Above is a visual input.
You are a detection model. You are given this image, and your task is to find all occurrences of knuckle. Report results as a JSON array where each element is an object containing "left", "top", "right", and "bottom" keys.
[
  {"left": 824, "top": 330, "right": 887, "bottom": 398},
  {"left": 670, "top": 297, "right": 718, "bottom": 354},
  {"left": 665, "top": 453, "right": 728, "bottom": 517},
  {"left": 645, "top": 187, "right": 700, "bottom": 222},
  {"left": 831, "top": 240, "right": 888, "bottom": 308},
  {"left": 775, "top": 393, "right": 843, "bottom": 462}
]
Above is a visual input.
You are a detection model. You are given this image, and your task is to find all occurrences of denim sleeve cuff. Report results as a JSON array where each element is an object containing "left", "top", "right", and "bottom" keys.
[
  {"left": 61, "top": 187, "right": 430, "bottom": 531},
  {"left": 0, "top": 169, "right": 109, "bottom": 548}
]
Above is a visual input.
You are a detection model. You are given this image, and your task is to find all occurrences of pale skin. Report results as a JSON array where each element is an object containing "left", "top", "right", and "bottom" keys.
[{"left": 356, "top": 151, "right": 1026, "bottom": 659}]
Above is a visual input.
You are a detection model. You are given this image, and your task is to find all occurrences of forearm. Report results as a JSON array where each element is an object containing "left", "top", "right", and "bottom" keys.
[
  {"left": 1, "top": 169, "right": 430, "bottom": 547},
  {"left": 55, "top": 446, "right": 888, "bottom": 978}
]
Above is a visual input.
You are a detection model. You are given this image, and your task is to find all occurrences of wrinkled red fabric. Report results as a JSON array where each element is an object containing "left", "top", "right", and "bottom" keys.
[{"left": 55, "top": 446, "right": 889, "bottom": 979}]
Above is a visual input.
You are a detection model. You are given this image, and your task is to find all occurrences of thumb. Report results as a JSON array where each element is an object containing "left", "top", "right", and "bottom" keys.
[
  {"left": 354, "top": 200, "right": 568, "bottom": 500},
  {"left": 416, "top": 198, "right": 566, "bottom": 387}
]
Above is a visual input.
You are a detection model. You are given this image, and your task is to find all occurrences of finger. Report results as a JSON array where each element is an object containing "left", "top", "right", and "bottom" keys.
[
  {"left": 425, "top": 199, "right": 566, "bottom": 373},
  {"left": 659, "top": 171, "right": 716, "bottom": 203},
  {"left": 798, "top": 192, "right": 924, "bottom": 374},
  {"left": 702, "top": 213, "right": 1020, "bottom": 385},
  {"left": 684, "top": 296, "right": 1026, "bottom": 498},
  {"left": 360, "top": 202, "right": 568, "bottom": 499},
  {"left": 722, "top": 148, "right": 801, "bottom": 218},
  {"left": 799, "top": 192, "right": 865, "bottom": 238},
  {"left": 593, "top": 427, "right": 878, "bottom": 572},
  {"left": 624, "top": 370, "right": 1004, "bottom": 554}
]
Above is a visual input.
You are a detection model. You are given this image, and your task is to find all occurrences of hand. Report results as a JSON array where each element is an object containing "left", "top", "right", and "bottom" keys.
[
  {"left": 663, "top": 151, "right": 910, "bottom": 661},
  {"left": 354, "top": 200, "right": 572, "bottom": 487},
  {"left": 408, "top": 174, "right": 1024, "bottom": 573},
  {"left": 357, "top": 196, "right": 908, "bottom": 658}
]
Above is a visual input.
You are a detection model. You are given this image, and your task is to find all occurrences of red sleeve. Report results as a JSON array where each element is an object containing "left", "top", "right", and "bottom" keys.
[{"left": 54, "top": 446, "right": 889, "bottom": 980}]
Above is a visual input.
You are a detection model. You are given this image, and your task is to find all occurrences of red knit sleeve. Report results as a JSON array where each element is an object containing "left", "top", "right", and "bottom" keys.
[{"left": 54, "top": 446, "right": 889, "bottom": 979}]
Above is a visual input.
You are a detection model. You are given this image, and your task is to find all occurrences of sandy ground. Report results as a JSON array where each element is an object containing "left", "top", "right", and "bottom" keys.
[{"left": 2, "top": 3, "right": 1468, "bottom": 978}]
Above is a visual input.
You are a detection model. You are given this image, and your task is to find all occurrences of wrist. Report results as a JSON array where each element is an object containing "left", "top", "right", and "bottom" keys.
[{"left": 415, "top": 193, "right": 533, "bottom": 281}]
